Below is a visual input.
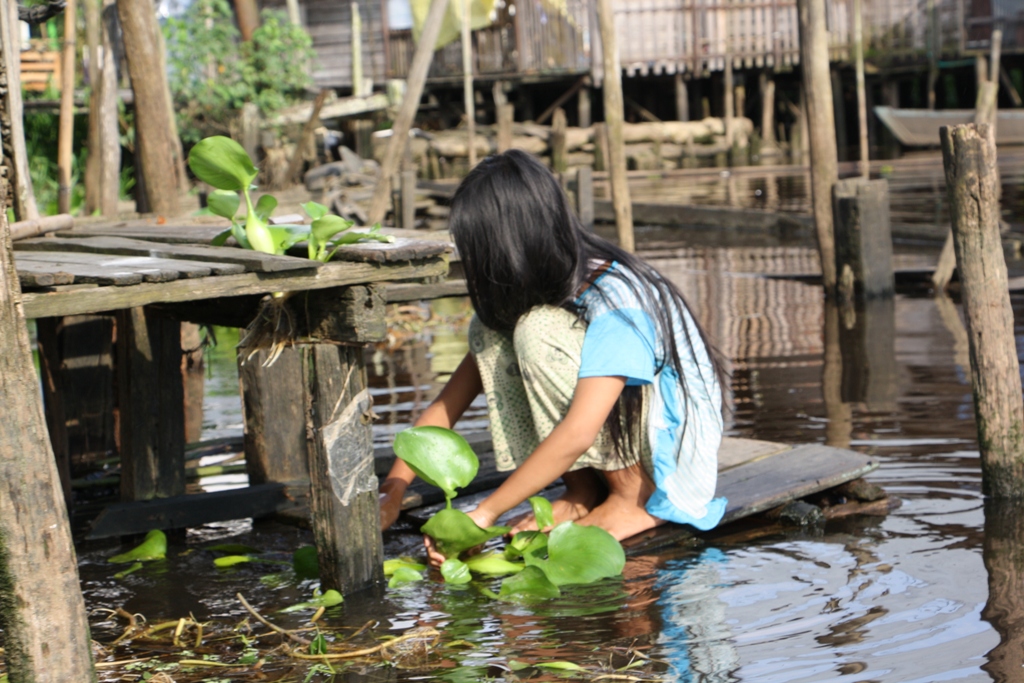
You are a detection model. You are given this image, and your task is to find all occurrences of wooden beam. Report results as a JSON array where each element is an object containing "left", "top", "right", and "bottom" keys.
[{"left": 536, "top": 76, "right": 586, "bottom": 125}]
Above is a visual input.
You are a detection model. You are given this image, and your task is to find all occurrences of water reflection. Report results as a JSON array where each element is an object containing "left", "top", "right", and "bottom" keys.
[{"left": 982, "top": 498, "right": 1024, "bottom": 683}]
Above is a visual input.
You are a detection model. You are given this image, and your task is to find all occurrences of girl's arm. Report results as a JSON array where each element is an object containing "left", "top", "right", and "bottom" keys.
[
  {"left": 469, "top": 375, "right": 627, "bottom": 528},
  {"left": 379, "top": 352, "right": 484, "bottom": 529}
]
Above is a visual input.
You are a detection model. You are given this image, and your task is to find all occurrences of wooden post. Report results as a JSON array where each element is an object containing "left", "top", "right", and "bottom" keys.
[
  {"left": 461, "top": 0, "right": 476, "bottom": 168},
  {"left": 116, "top": 306, "right": 186, "bottom": 501},
  {"left": 675, "top": 72, "right": 689, "bottom": 122},
  {"left": 57, "top": 0, "right": 78, "bottom": 214},
  {"left": 286, "top": 89, "right": 329, "bottom": 186},
  {"left": 551, "top": 107, "right": 568, "bottom": 174},
  {"left": 0, "top": 0, "right": 40, "bottom": 219},
  {"left": 927, "top": 0, "right": 938, "bottom": 110},
  {"left": 941, "top": 123, "right": 1024, "bottom": 498},
  {"left": 838, "top": 297, "right": 898, "bottom": 409},
  {"left": 85, "top": 0, "right": 102, "bottom": 213},
  {"left": 596, "top": 0, "right": 635, "bottom": 252},
  {"left": 368, "top": 0, "right": 450, "bottom": 225},
  {"left": 822, "top": 301, "right": 852, "bottom": 449},
  {"left": 401, "top": 168, "right": 417, "bottom": 229},
  {"left": 853, "top": 0, "right": 869, "bottom": 176},
  {"left": 760, "top": 71, "right": 776, "bottom": 149},
  {"left": 0, "top": 194, "right": 94, "bottom": 681},
  {"left": 832, "top": 178, "right": 894, "bottom": 301},
  {"left": 592, "top": 121, "right": 608, "bottom": 172},
  {"left": 301, "top": 286, "right": 386, "bottom": 594},
  {"left": 496, "top": 103, "right": 514, "bottom": 153},
  {"left": 831, "top": 69, "right": 847, "bottom": 162},
  {"left": 233, "top": 0, "right": 260, "bottom": 41},
  {"left": 117, "top": 0, "right": 179, "bottom": 216},
  {"left": 240, "top": 347, "right": 310, "bottom": 489},
  {"left": 351, "top": 2, "right": 364, "bottom": 96},
  {"left": 578, "top": 84, "right": 592, "bottom": 128},
  {"left": 797, "top": 0, "right": 839, "bottom": 293},
  {"left": 576, "top": 165, "right": 594, "bottom": 230},
  {"left": 286, "top": 0, "right": 301, "bottom": 25},
  {"left": 89, "top": 0, "right": 121, "bottom": 216},
  {"left": 181, "top": 323, "right": 205, "bottom": 445},
  {"left": 724, "top": 55, "right": 735, "bottom": 147},
  {"left": 981, "top": 499, "right": 1024, "bottom": 682}
]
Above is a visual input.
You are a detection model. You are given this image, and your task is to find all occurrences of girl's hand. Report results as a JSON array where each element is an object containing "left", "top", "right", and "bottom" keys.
[{"left": 422, "top": 504, "right": 500, "bottom": 568}]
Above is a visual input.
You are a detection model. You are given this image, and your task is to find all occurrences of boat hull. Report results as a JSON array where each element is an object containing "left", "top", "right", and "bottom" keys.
[{"left": 874, "top": 106, "right": 1024, "bottom": 146}]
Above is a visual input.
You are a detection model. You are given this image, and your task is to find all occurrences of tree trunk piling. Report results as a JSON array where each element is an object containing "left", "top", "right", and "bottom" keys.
[{"left": 941, "top": 123, "right": 1024, "bottom": 498}]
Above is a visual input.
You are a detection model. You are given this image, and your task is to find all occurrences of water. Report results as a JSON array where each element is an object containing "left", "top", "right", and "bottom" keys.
[{"left": 58, "top": 160, "right": 1024, "bottom": 681}]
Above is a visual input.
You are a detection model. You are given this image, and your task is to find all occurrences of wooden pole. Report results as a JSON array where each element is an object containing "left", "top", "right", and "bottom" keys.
[
  {"left": 674, "top": 72, "right": 689, "bottom": 122},
  {"left": 578, "top": 84, "right": 592, "bottom": 128},
  {"left": 58, "top": 0, "right": 78, "bottom": 215},
  {"left": 797, "top": 0, "right": 839, "bottom": 293},
  {"left": 85, "top": 0, "right": 102, "bottom": 212},
  {"left": 461, "top": 0, "right": 476, "bottom": 168},
  {"left": 759, "top": 71, "right": 776, "bottom": 149},
  {"left": 286, "top": 89, "right": 329, "bottom": 186},
  {"left": 368, "top": 0, "right": 450, "bottom": 225},
  {"left": 233, "top": 0, "right": 259, "bottom": 41},
  {"left": 724, "top": 54, "right": 734, "bottom": 147},
  {"left": 0, "top": 0, "right": 40, "bottom": 219},
  {"left": 596, "top": 0, "right": 635, "bottom": 252},
  {"left": 351, "top": 2, "right": 364, "bottom": 96},
  {"left": 496, "top": 103, "right": 514, "bottom": 153},
  {"left": 117, "top": 0, "right": 179, "bottom": 216},
  {"left": 0, "top": 194, "right": 95, "bottom": 681},
  {"left": 98, "top": 0, "right": 120, "bottom": 215},
  {"left": 853, "top": 0, "right": 869, "bottom": 176},
  {"left": 286, "top": 0, "right": 301, "bottom": 26},
  {"left": 551, "top": 107, "right": 568, "bottom": 174},
  {"left": 927, "top": 0, "right": 938, "bottom": 110},
  {"left": 941, "top": 123, "right": 1024, "bottom": 498}
]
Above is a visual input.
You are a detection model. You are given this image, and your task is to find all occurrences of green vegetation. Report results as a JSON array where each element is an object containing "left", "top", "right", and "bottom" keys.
[{"left": 109, "top": 530, "right": 168, "bottom": 563}]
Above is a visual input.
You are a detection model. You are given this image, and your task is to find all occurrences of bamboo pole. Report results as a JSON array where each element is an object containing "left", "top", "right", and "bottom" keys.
[
  {"left": 596, "top": 0, "right": 635, "bottom": 252},
  {"left": 1, "top": 0, "right": 40, "bottom": 219},
  {"left": 760, "top": 71, "right": 776, "bottom": 149},
  {"left": 797, "top": 0, "right": 838, "bottom": 293},
  {"left": 368, "top": 0, "right": 451, "bottom": 225},
  {"left": 853, "top": 0, "right": 869, "bottom": 176},
  {"left": 0, "top": 193, "right": 95, "bottom": 682},
  {"left": 461, "top": 0, "right": 476, "bottom": 168},
  {"left": 941, "top": 123, "right": 1024, "bottom": 497},
  {"left": 85, "top": 0, "right": 101, "bottom": 212},
  {"left": 352, "top": 2, "right": 364, "bottom": 97},
  {"left": 58, "top": 0, "right": 78, "bottom": 214}
]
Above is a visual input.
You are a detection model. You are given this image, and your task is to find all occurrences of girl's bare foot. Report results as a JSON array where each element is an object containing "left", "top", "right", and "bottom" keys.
[
  {"left": 508, "top": 468, "right": 607, "bottom": 534},
  {"left": 576, "top": 464, "right": 665, "bottom": 541}
]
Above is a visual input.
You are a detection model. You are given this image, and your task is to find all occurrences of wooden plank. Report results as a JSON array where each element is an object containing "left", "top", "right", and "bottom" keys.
[
  {"left": 15, "top": 260, "right": 75, "bottom": 288},
  {"left": 16, "top": 235, "right": 316, "bottom": 273},
  {"left": 383, "top": 279, "right": 469, "bottom": 302},
  {"left": 718, "top": 437, "right": 791, "bottom": 470},
  {"left": 85, "top": 484, "right": 292, "bottom": 539},
  {"left": 116, "top": 306, "right": 186, "bottom": 502},
  {"left": 303, "top": 343, "right": 384, "bottom": 594},
  {"left": 16, "top": 251, "right": 225, "bottom": 282},
  {"left": 21, "top": 256, "right": 448, "bottom": 319},
  {"left": 15, "top": 253, "right": 144, "bottom": 286}
]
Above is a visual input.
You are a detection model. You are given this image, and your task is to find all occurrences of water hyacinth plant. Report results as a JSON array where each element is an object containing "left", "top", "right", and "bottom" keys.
[{"left": 390, "top": 426, "right": 627, "bottom": 598}]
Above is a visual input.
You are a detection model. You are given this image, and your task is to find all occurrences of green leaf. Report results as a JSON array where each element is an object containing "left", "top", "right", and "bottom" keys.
[
  {"left": 302, "top": 201, "right": 329, "bottom": 220},
  {"left": 529, "top": 496, "right": 555, "bottom": 530},
  {"left": 309, "top": 632, "right": 328, "bottom": 655},
  {"left": 498, "top": 566, "right": 561, "bottom": 601},
  {"left": 230, "top": 222, "right": 251, "bottom": 249},
  {"left": 293, "top": 545, "right": 318, "bottom": 580},
  {"left": 278, "top": 589, "right": 343, "bottom": 613},
  {"left": 388, "top": 566, "right": 424, "bottom": 588},
  {"left": 420, "top": 508, "right": 509, "bottom": 559},
  {"left": 109, "top": 530, "right": 167, "bottom": 563},
  {"left": 440, "top": 558, "right": 473, "bottom": 585},
  {"left": 524, "top": 522, "right": 625, "bottom": 586},
  {"left": 505, "top": 531, "right": 548, "bottom": 561},
  {"left": 464, "top": 550, "right": 524, "bottom": 576},
  {"left": 392, "top": 426, "right": 479, "bottom": 502},
  {"left": 383, "top": 557, "right": 427, "bottom": 576},
  {"left": 266, "top": 225, "right": 310, "bottom": 253},
  {"left": 206, "top": 190, "right": 241, "bottom": 220},
  {"left": 214, "top": 555, "right": 252, "bottom": 568},
  {"left": 210, "top": 227, "right": 233, "bottom": 246},
  {"left": 254, "top": 194, "right": 278, "bottom": 222},
  {"left": 535, "top": 661, "right": 585, "bottom": 671},
  {"left": 113, "top": 561, "right": 144, "bottom": 579},
  {"left": 244, "top": 211, "right": 277, "bottom": 254},
  {"left": 188, "top": 136, "right": 258, "bottom": 191},
  {"left": 311, "top": 215, "right": 353, "bottom": 244}
]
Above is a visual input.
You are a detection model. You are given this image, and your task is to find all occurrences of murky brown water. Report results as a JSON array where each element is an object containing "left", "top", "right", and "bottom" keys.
[{"left": 42, "top": 154, "right": 1024, "bottom": 681}]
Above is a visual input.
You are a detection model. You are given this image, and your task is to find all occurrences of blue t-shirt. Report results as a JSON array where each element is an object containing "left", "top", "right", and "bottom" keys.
[{"left": 576, "top": 262, "right": 726, "bottom": 530}]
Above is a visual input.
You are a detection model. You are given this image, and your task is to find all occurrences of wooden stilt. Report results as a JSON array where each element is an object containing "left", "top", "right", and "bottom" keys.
[
  {"left": 0, "top": 191, "right": 94, "bottom": 681},
  {"left": 551, "top": 108, "right": 568, "bottom": 173},
  {"left": 578, "top": 84, "right": 592, "bottom": 128},
  {"left": 368, "top": 0, "right": 450, "bottom": 224},
  {"left": 981, "top": 499, "right": 1024, "bottom": 681},
  {"left": 0, "top": 0, "right": 40, "bottom": 219},
  {"left": 461, "top": 0, "right": 476, "bottom": 168},
  {"left": 181, "top": 323, "right": 205, "bottom": 445},
  {"left": 927, "top": 0, "right": 938, "bottom": 110},
  {"left": 576, "top": 165, "right": 594, "bottom": 230},
  {"left": 596, "top": 0, "right": 635, "bottom": 252},
  {"left": 724, "top": 54, "right": 735, "bottom": 147},
  {"left": 593, "top": 122, "right": 608, "bottom": 172},
  {"left": 832, "top": 178, "right": 894, "bottom": 301},
  {"left": 759, "top": 71, "right": 776, "bottom": 149},
  {"left": 116, "top": 306, "right": 186, "bottom": 501},
  {"left": 831, "top": 68, "right": 848, "bottom": 162},
  {"left": 853, "top": 0, "right": 869, "bottom": 175},
  {"left": 675, "top": 72, "right": 689, "bottom": 122},
  {"left": 941, "top": 123, "right": 1024, "bottom": 498},
  {"left": 496, "top": 103, "right": 514, "bottom": 153},
  {"left": 797, "top": 0, "right": 839, "bottom": 293},
  {"left": 57, "top": 0, "right": 77, "bottom": 214}
]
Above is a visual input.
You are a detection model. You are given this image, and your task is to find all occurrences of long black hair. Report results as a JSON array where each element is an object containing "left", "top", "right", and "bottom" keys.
[{"left": 449, "top": 149, "right": 723, "bottom": 457}]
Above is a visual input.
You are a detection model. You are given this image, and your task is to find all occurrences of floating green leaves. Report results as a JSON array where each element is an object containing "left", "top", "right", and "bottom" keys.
[
  {"left": 504, "top": 530, "right": 548, "bottom": 561},
  {"left": 292, "top": 545, "right": 319, "bottom": 580},
  {"left": 278, "top": 589, "right": 343, "bottom": 613},
  {"left": 439, "top": 558, "right": 472, "bottom": 585},
  {"left": 420, "top": 508, "right": 509, "bottom": 559},
  {"left": 498, "top": 566, "right": 561, "bottom": 601},
  {"left": 109, "top": 530, "right": 167, "bottom": 563},
  {"left": 463, "top": 551, "right": 524, "bottom": 577},
  {"left": 528, "top": 496, "right": 555, "bottom": 530},
  {"left": 384, "top": 557, "right": 426, "bottom": 576},
  {"left": 113, "top": 561, "right": 144, "bottom": 579},
  {"left": 392, "top": 427, "right": 479, "bottom": 504},
  {"left": 388, "top": 566, "right": 425, "bottom": 588},
  {"left": 523, "top": 522, "right": 625, "bottom": 586},
  {"left": 214, "top": 555, "right": 253, "bottom": 568}
]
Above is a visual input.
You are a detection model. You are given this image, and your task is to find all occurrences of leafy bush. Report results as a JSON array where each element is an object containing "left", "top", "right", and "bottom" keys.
[{"left": 163, "top": 0, "right": 315, "bottom": 145}]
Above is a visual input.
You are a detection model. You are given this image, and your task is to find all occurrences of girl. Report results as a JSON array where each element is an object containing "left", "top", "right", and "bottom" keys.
[{"left": 379, "top": 150, "right": 725, "bottom": 561}]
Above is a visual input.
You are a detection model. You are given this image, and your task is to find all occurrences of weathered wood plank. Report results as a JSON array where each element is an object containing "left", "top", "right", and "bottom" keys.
[
  {"left": 21, "top": 256, "right": 448, "bottom": 319},
  {"left": 384, "top": 279, "right": 469, "bottom": 302},
  {"left": 15, "top": 260, "right": 75, "bottom": 287},
  {"left": 85, "top": 484, "right": 292, "bottom": 539},
  {"left": 303, "top": 343, "right": 384, "bottom": 594},
  {"left": 17, "top": 250, "right": 226, "bottom": 282},
  {"left": 16, "top": 235, "right": 314, "bottom": 273},
  {"left": 116, "top": 306, "right": 186, "bottom": 502},
  {"left": 718, "top": 437, "right": 791, "bottom": 471},
  {"left": 15, "top": 253, "right": 144, "bottom": 285}
]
